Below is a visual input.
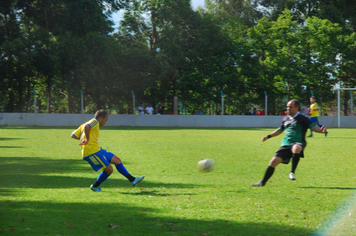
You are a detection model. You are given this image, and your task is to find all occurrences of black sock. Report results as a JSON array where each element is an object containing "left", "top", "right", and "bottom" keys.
[
  {"left": 261, "top": 166, "right": 275, "bottom": 185},
  {"left": 93, "top": 181, "right": 100, "bottom": 187},
  {"left": 291, "top": 153, "right": 301, "bottom": 173},
  {"left": 126, "top": 174, "right": 135, "bottom": 182}
]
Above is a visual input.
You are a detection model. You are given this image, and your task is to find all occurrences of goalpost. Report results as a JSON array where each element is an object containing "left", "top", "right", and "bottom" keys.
[{"left": 333, "top": 88, "right": 356, "bottom": 128}]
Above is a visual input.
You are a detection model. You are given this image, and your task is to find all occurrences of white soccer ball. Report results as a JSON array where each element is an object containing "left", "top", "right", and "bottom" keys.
[{"left": 197, "top": 159, "right": 215, "bottom": 172}]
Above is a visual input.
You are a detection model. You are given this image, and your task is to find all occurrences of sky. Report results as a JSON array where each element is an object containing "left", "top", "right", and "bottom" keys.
[
  {"left": 111, "top": 0, "right": 205, "bottom": 28},
  {"left": 191, "top": 0, "right": 205, "bottom": 10}
]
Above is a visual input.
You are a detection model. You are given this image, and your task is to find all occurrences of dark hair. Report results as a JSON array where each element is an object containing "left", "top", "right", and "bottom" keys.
[
  {"left": 290, "top": 99, "right": 300, "bottom": 108},
  {"left": 95, "top": 109, "right": 108, "bottom": 118}
]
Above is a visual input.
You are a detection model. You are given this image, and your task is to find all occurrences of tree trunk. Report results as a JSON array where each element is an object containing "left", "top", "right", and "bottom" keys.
[
  {"left": 46, "top": 75, "right": 52, "bottom": 113},
  {"left": 151, "top": 10, "right": 158, "bottom": 51},
  {"left": 343, "top": 90, "right": 349, "bottom": 116},
  {"left": 68, "top": 85, "right": 73, "bottom": 113}
]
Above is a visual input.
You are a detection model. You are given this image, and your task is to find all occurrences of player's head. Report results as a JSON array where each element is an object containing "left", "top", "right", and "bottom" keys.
[
  {"left": 95, "top": 110, "right": 109, "bottom": 127},
  {"left": 310, "top": 96, "right": 316, "bottom": 103},
  {"left": 287, "top": 99, "right": 300, "bottom": 116}
]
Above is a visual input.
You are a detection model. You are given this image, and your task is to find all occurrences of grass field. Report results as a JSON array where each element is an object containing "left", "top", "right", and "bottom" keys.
[{"left": 1, "top": 126, "right": 355, "bottom": 236}]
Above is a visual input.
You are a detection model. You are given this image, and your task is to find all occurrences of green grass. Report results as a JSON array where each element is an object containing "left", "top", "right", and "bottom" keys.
[{"left": 1, "top": 126, "right": 355, "bottom": 236}]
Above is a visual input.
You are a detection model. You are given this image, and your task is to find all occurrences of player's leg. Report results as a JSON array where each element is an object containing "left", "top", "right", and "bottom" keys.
[
  {"left": 110, "top": 156, "right": 134, "bottom": 181},
  {"left": 109, "top": 155, "right": 145, "bottom": 187},
  {"left": 83, "top": 152, "right": 112, "bottom": 192},
  {"left": 309, "top": 117, "right": 320, "bottom": 137},
  {"left": 308, "top": 117, "right": 317, "bottom": 137},
  {"left": 289, "top": 143, "right": 303, "bottom": 180},
  {"left": 315, "top": 117, "right": 323, "bottom": 128},
  {"left": 316, "top": 118, "right": 328, "bottom": 137},
  {"left": 309, "top": 117, "right": 327, "bottom": 137},
  {"left": 252, "top": 156, "right": 283, "bottom": 187},
  {"left": 91, "top": 166, "right": 113, "bottom": 191}
]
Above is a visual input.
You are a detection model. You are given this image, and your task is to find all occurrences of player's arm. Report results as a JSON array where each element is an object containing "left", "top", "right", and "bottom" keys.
[
  {"left": 79, "top": 124, "right": 91, "bottom": 146},
  {"left": 71, "top": 134, "right": 80, "bottom": 140},
  {"left": 311, "top": 124, "right": 327, "bottom": 133},
  {"left": 262, "top": 129, "right": 282, "bottom": 142},
  {"left": 71, "top": 126, "right": 81, "bottom": 140}
]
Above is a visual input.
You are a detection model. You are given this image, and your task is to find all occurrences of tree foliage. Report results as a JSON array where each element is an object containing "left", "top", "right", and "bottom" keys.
[{"left": 1, "top": 0, "right": 355, "bottom": 114}]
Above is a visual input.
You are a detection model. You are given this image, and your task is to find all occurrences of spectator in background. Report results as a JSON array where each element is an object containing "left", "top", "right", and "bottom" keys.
[
  {"left": 252, "top": 108, "right": 257, "bottom": 115},
  {"left": 280, "top": 109, "right": 287, "bottom": 116},
  {"left": 257, "top": 109, "right": 265, "bottom": 116},
  {"left": 166, "top": 110, "right": 174, "bottom": 115},
  {"left": 245, "top": 109, "right": 252, "bottom": 115},
  {"left": 301, "top": 104, "right": 310, "bottom": 117},
  {"left": 157, "top": 103, "right": 166, "bottom": 115},
  {"left": 145, "top": 104, "right": 154, "bottom": 115},
  {"left": 138, "top": 103, "right": 145, "bottom": 115},
  {"left": 196, "top": 108, "right": 204, "bottom": 115}
]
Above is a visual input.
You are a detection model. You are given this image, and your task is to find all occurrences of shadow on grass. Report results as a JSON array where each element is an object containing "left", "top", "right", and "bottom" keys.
[
  {"left": 301, "top": 186, "right": 356, "bottom": 190},
  {"left": 1, "top": 157, "right": 316, "bottom": 236},
  {"left": 0, "top": 199, "right": 314, "bottom": 236},
  {"left": 0, "top": 157, "right": 201, "bottom": 195},
  {"left": 118, "top": 189, "right": 197, "bottom": 197},
  {"left": 0, "top": 146, "right": 25, "bottom": 148},
  {"left": 0, "top": 156, "right": 87, "bottom": 173},
  {"left": 0, "top": 137, "right": 23, "bottom": 141}
]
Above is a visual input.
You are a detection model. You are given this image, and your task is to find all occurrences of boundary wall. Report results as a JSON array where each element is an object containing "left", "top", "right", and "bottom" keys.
[{"left": 0, "top": 113, "right": 355, "bottom": 128}]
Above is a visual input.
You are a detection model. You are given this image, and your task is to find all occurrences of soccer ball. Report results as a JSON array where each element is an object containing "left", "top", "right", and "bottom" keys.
[{"left": 197, "top": 159, "right": 215, "bottom": 172}]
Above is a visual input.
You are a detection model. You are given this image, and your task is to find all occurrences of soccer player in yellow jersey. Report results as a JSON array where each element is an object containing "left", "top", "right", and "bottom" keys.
[
  {"left": 308, "top": 96, "right": 328, "bottom": 137},
  {"left": 71, "top": 110, "right": 144, "bottom": 192}
]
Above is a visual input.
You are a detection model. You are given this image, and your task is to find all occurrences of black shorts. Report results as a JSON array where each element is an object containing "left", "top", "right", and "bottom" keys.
[{"left": 274, "top": 143, "right": 306, "bottom": 164}]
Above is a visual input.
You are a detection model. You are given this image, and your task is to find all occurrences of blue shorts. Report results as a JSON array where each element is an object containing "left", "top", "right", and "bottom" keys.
[
  {"left": 310, "top": 117, "right": 322, "bottom": 127},
  {"left": 83, "top": 149, "right": 115, "bottom": 172}
]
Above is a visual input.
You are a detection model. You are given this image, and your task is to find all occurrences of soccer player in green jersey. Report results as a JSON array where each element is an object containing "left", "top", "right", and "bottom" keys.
[
  {"left": 71, "top": 109, "right": 144, "bottom": 192},
  {"left": 252, "top": 99, "right": 327, "bottom": 187}
]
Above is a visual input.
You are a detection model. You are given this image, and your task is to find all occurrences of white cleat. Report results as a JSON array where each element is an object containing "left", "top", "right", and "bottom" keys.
[{"left": 289, "top": 172, "right": 296, "bottom": 180}]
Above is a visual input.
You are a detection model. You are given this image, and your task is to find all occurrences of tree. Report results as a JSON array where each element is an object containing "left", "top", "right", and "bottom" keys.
[
  {"left": 0, "top": 0, "right": 131, "bottom": 112},
  {"left": 245, "top": 10, "right": 344, "bottom": 113},
  {"left": 0, "top": 0, "right": 33, "bottom": 112},
  {"left": 206, "top": 0, "right": 262, "bottom": 28}
]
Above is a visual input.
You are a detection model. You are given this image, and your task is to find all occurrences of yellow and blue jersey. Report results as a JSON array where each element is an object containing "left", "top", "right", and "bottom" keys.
[
  {"left": 310, "top": 102, "right": 319, "bottom": 117},
  {"left": 71, "top": 118, "right": 101, "bottom": 157}
]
